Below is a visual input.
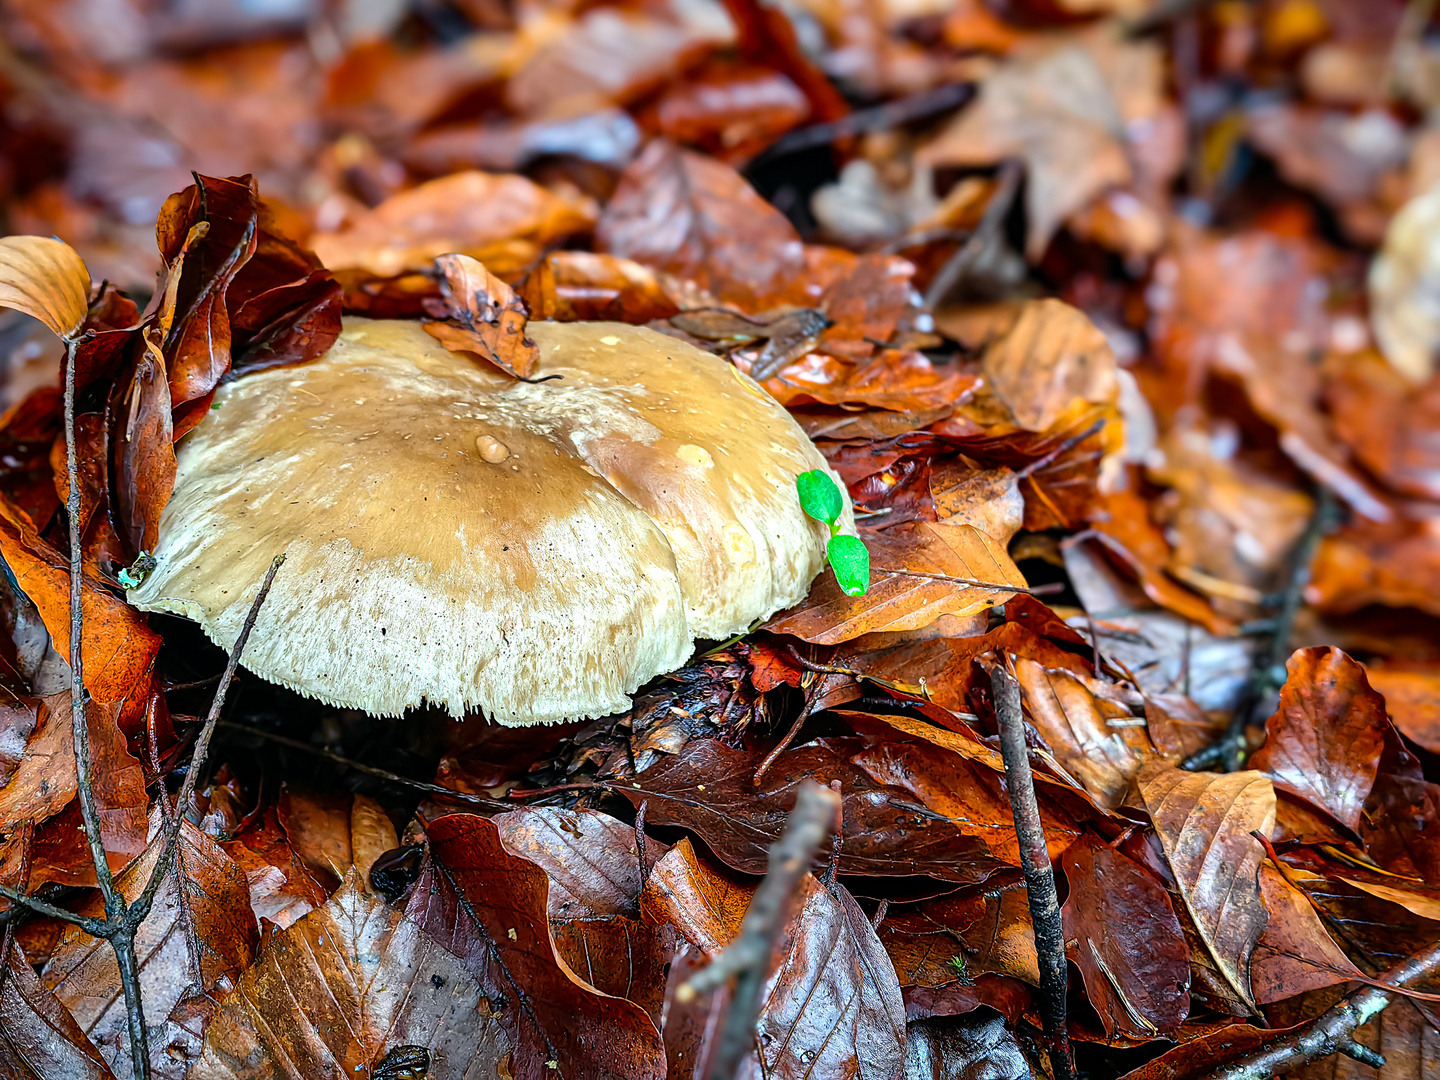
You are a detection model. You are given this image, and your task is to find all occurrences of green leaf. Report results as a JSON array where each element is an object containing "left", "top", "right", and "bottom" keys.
[
  {"left": 797, "top": 470, "right": 844, "bottom": 525},
  {"left": 827, "top": 534, "right": 870, "bottom": 596}
]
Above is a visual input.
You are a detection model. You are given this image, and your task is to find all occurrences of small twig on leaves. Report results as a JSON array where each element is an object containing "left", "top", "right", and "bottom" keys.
[
  {"left": 635, "top": 800, "right": 650, "bottom": 888},
  {"left": 1200, "top": 936, "right": 1440, "bottom": 1079},
  {"left": 1183, "top": 488, "right": 1336, "bottom": 772},
  {"left": 870, "top": 566, "right": 1063, "bottom": 596},
  {"left": 4, "top": 551, "right": 283, "bottom": 1080},
  {"left": 989, "top": 661, "right": 1076, "bottom": 1080},
  {"left": 214, "top": 721, "right": 513, "bottom": 811},
  {"left": 923, "top": 159, "right": 1022, "bottom": 310},
  {"left": 680, "top": 780, "right": 841, "bottom": 1080},
  {"left": 746, "top": 82, "right": 975, "bottom": 165}
]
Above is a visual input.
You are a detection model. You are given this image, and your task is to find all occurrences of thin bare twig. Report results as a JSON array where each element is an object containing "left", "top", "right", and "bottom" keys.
[
  {"left": 681, "top": 781, "right": 841, "bottom": 1079},
  {"left": 923, "top": 160, "right": 1022, "bottom": 310},
  {"left": 989, "top": 661, "right": 1075, "bottom": 1080},
  {"left": 213, "top": 720, "right": 513, "bottom": 811},
  {"left": 870, "top": 566, "right": 1063, "bottom": 596},
  {"left": 1201, "top": 937, "right": 1440, "bottom": 1079},
  {"left": 131, "top": 555, "right": 285, "bottom": 928}
]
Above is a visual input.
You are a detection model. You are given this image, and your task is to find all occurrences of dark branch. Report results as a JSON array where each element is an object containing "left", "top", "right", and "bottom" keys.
[{"left": 989, "top": 661, "right": 1075, "bottom": 1080}]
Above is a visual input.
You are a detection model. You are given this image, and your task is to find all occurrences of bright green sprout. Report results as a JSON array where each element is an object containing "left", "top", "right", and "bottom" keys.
[
  {"left": 796, "top": 470, "right": 869, "bottom": 596},
  {"left": 947, "top": 954, "right": 972, "bottom": 984}
]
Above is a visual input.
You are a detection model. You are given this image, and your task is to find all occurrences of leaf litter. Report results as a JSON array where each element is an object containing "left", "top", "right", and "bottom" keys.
[{"left": 2, "top": 1, "right": 1440, "bottom": 1078}]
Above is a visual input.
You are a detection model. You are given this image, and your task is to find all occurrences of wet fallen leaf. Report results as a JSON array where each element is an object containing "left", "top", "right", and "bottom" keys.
[
  {"left": 1249, "top": 863, "right": 1359, "bottom": 1004},
  {"left": 641, "top": 837, "right": 907, "bottom": 1079},
  {"left": 311, "top": 170, "right": 595, "bottom": 277},
  {"left": 518, "top": 252, "right": 680, "bottom": 325},
  {"left": 981, "top": 299, "right": 1118, "bottom": 434},
  {"left": 878, "top": 885, "right": 1038, "bottom": 988},
  {"left": 766, "top": 522, "right": 1026, "bottom": 645},
  {"left": 192, "top": 870, "right": 506, "bottom": 1080},
  {"left": 1060, "top": 834, "right": 1189, "bottom": 1040},
  {"left": 45, "top": 815, "right": 259, "bottom": 1076},
  {"left": 407, "top": 814, "right": 667, "bottom": 1080},
  {"left": 596, "top": 139, "right": 804, "bottom": 312},
  {"left": 1365, "top": 664, "right": 1440, "bottom": 754},
  {"left": 0, "top": 946, "right": 115, "bottom": 1080},
  {"left": 1138, "top": 762, "right": 1276, "bottom": 1013},
  {"left": 222, "top": 806, "right": 330, "bottom": 930},
  {"left": 1249, "top": 647, "right": 1393, "bottom": 832},
  {"left": 902, "top": 1010, "right": 1030, "bottom": 1080}
]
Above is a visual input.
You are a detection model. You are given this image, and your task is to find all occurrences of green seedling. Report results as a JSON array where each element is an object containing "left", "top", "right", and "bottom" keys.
[{"left": 797, "top": 470, "right": 869, "bottom": 597}]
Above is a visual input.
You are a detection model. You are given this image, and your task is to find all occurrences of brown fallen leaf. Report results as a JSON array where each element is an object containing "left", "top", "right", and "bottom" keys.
[
  {"left": 192, "top": 870, "right": 507, "bottom": 1080},
  {"left": 310, "top": 170, "right": 596, "bottom": 278},
  {"left": 1364, "top": 664, "right": 1440, "bottom": 754},
  {"left": 877, "top": 884, "right": 1039, "bottom": 988},
  {"left": 1060, "top": 834, "right": 1189, "bottom": 1040},
  {"left": 765, "top": 522, "right": 1026, "bottom": 645},
  {"left": 980, "top": 299, "right": 1119, "bottom": 434},
  {"left": 641, "top": 837, "right": 907, "bottom": 1079},
  {"left": 44, "top": 815, "right": 259, "bottom": 1077},
  {"left": 274, "top": 785, "right": 352, "bottom": 888},
  {"left": 928, "top": 461, "right": 1023, "bottom": 546},
  {"left": 1249, "top": 863, "right": 1360, "bottom": 1005},
  {"left": 349, "top": 793, "right": 398, "bottom": 892},
  {"left": 425, "top": 253, "right": 540, "bottom": 380},
  {"left": 0, "top": 946, "right": 115, "bottom": 1080},
  {"left": 0, "top": 235, "right": 92, "bottom": 340},
  {"left": 518, "top": 252, "right": 680, "bottom": 325},
  {"left": 1138, "top": 762, "right": 1276, "bottom": 1013},
  {"left": 596, "top": 139, "right": 805, "bottom": 312},
  {"left": 221, "top": 806, "right": 330, "bottom": 930},
  {"left": 1013, "top": 658, "right": 1151, "bottom": 811},
  {"left": 1248, "top": 647, "right": 1393, "bottom": 832},
  {"left": 407, "top": 813, "right": 667, "bottom": 1080}
]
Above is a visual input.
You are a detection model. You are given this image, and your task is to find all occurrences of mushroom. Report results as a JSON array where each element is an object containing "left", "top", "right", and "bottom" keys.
[{"left": 127, "top": 317, "right": 853, "bottom": 725}]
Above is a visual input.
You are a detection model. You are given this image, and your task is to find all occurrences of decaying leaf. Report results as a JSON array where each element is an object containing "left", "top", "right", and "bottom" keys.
[
  {"left": 45, "top": 816, "right": 259, "bottom": 1077},
  {"left": 641, "top": 838, "right": 906, "bottom": 1079},
  {"left": 406, "top": 814, "right": 666, "bottom": 1080},
  {"left": 1060, "top": 834, "right": 1189, "bottom": 1040},
  {"left": 0, "top": 947, "right": 115, "bottom": 1080},
  {"left": 425, "top": 253, "right": 540, "bottom": 379},
  {"left": 1138, "top": 762, "right": 1276, "bottom": 1013},
  {"left": 192, "top": 871, "right": 505, "bottom": 1080}
]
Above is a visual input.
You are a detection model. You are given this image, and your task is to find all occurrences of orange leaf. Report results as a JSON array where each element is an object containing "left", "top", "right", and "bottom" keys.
[
  {"left": 0, "top": 236, "right": 91, "bottom": 340},
  {"left": 425, "top": 253, "right": 540, "bottom": 379}
]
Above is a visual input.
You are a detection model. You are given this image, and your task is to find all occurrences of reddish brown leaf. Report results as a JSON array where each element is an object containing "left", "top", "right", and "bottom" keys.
[
  {"left": 1249, "top": 862, "right": 1359, "bottom": 1005},
  {"left": 596, "top": 139, "right": 805, "bottom": 311},
  {"left": 1060, "top": 834, "right": 1190, "bottom": 1040},
  {"left": 111, "top": 336, "right": 175, "bottom": 555},
  {"left": 878, "top": 885, "right": 1038, "bottom": 988},
  {"left": 222, "top": 806, "right": 330, "bottom": 930},
  {"left": 1138, "top": 762, "right": 1276, "bottom": 1013},
  {"left": 494, "top": 807, "right": 665, "bottom": 919},
  {"left": 518, "top": 252, "right": 681, "bottom": 324},
  {"left": 424, "top": 253, "right": 540, "bottom": 380},
  {"left": 274, "top": 785, "right": 353, "bottom": 889},
  {"left": 311, "top": 171, "right": 595, "bottom": 278},
  {"left": 640, "top": 62, "right": 810, "bottom": 164},
  {"left": 193, "top": 870, "right": 507, "bottom": 1080},
  {"left": 407, "top": 814, "right": 666, "bottom": 1080},
  {"left": 1366, "top": 664, "right": 1440, "bottom": 754},
  {"left": 0, "top": 947, "right": 115, "bottom": 1080},
  {"left": 1360, "top": 772, "right": 1440, "bottom": 882},
  {"left": 1248, "top": 647, "right": 1392, "bottom": 832},
  {"left": 154, "top": 175, "right": 260, "bottom": 412},
  {"left": 45, "top": 816, "right": 259, "bottom": 1077},
  {"left": 766, "top": 522, "right": 1025, "bottom": 645},
  {"left": 641, "top": 837, "right": 906, "bottom": 1079},
  {"left": 620, "top": 737, "right": 1024, "bottom": 884},
  {"left": 981, "top": 299, "right": 1119, "bottom": 433}
]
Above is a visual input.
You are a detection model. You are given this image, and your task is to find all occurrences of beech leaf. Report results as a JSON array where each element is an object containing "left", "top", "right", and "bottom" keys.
[{"left": 0, "top": 235, "right": 91, "bottom": 340}]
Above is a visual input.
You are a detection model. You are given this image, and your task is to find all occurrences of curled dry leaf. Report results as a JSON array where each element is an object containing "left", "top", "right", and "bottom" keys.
[
  {"left": 641, "top": 838, "right": 907, "bottom": 1080},
  {"left": 425, "top": 253, "right": 540, "bottom": 380},
  {"left": 766, "top": 522, "right": 1026, "bottom": 645},
  {"left": 406, "top": 814, "right": 666, "bottom": 1080},
  {"left": 1059, "top": 834, "right": 1189, "bottom": 1041},
  {"left": 0, "top": 947, "right": 115, "bottom": 1080},
  {"left": 0, "top": 235, "right": 91, "bottom": 340},
  {"left": 1248, "top": 647, "right": 1392, "bottom": 832},
  {"left": 1137, "top": 762, "right": 1276, "bottom": 1014},
  {"left": 44, "top": 815, "right": 259, "bottom": 1077},
  {"left": 192, "top": 870, "right": 504, "bottom": 1080}
]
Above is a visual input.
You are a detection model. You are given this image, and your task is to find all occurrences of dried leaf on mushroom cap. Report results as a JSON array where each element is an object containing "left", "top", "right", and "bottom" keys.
[{"left": 127, "top": 317, "right": 851, "bottom": 725}]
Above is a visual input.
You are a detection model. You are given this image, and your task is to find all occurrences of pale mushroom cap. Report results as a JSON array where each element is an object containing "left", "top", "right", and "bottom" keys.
[{"left": 128, "top": 317, "right": 849, "bottom": 724}]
